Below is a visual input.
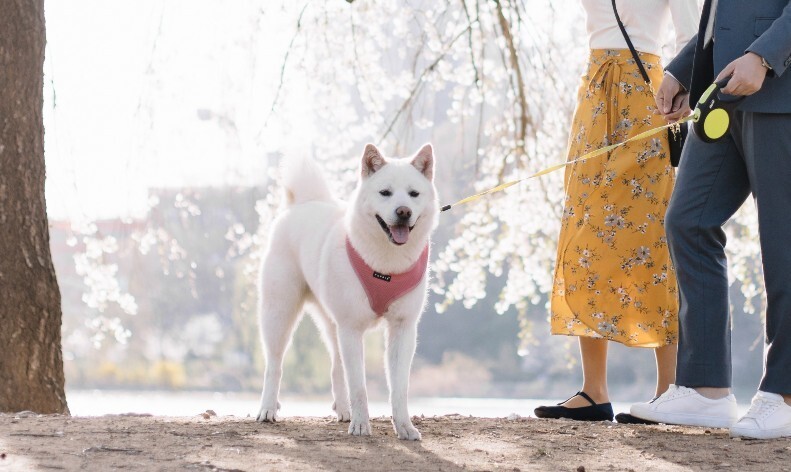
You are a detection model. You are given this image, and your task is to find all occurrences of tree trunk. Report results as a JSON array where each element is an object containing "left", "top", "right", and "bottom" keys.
[{"left": 0, "top": 0, "right": 69, "bottom": 414}]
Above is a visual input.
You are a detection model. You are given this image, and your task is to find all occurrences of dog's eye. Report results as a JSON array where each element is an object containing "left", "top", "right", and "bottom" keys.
[
  {"left": 409, "top": 191, "right": 420, "bottom": 198},
  {"left": 379, "top": 190, "right": 392, "bottom": 197}
]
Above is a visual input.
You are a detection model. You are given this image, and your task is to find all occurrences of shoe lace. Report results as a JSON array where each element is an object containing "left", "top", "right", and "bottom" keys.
[
  {"left": 656, "top": 385, "right": 689, "bottom": 402},
  {"left": 744, "top": 397, "right": 779, "bottom": 420}
]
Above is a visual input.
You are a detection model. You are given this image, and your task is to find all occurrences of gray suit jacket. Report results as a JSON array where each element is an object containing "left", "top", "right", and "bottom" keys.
[{"left": 666, "top": 0, "right": 791, "bottom": 113}]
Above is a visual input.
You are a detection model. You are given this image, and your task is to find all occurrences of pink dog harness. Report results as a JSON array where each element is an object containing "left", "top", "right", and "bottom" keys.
[{"left": 345, "top": 238, "right": 429, "bottom": 316}]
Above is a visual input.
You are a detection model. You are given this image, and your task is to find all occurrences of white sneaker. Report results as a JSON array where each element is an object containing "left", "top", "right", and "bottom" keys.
[
  {"left": 630, "top": 384, "right": 738, "bottom": 428},
  {"left": 730, "top": 391, "right": 791, "bottom": 439}
]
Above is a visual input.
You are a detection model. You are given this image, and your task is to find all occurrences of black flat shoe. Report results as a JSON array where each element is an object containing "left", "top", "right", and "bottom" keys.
[
  {"left": 534, "top": 391, "right": 614, "bottom": 422},
  {"left": 615, "top": 412, "right": 658, "bottom": 425}
]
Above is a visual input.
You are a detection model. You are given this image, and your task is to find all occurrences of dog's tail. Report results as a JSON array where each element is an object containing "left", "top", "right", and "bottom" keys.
[{"left": 280, "top": 156, "right": 334, "bottom": 207}]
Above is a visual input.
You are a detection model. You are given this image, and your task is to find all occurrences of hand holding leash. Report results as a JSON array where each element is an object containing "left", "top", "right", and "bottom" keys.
[{"left": 716, "top": 52, "right": 769, "bottom": 96}]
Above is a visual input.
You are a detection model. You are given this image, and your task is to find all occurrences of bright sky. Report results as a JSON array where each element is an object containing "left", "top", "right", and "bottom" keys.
[{"left": 43, "top": 1, "right": 296, "bottom": 220}]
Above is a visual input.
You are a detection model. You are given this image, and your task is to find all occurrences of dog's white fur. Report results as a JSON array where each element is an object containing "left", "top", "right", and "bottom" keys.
[{"left": 256, "top": 144, "right": 438, "bottom": 440}]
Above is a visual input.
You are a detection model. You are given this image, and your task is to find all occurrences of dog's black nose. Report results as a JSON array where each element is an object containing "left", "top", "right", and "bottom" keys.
[{"left": 396, "top": 206, "right": 412, "bottom": 221}]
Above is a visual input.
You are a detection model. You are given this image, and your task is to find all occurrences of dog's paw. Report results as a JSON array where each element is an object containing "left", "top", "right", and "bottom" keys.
[
  {"left": 256, "top": 410, "right": 277, "bottom": 422},
  {"left": 255, "top": 402, "right": 281, "bottom": 423},
  {"left": 332, "top": 401, "right": 351, "bottom": 422},
  {"left": 393, "top": 421, "right": 421, "bottom": 441},
  {"left": 256, "top": 409, "right": 277, "bottom": 422},
  {"left": 348, "top": 418, "right": 371, "bottom": 436}
]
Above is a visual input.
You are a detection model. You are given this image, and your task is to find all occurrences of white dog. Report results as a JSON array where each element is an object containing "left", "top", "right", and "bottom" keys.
[{"left": 256, "top": 143, "right": 438, "bottom": 440}]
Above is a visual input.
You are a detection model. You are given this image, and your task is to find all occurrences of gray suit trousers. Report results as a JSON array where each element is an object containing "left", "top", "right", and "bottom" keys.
[{"left": 667, "top": 112, "right": 791, "bottom": 395}]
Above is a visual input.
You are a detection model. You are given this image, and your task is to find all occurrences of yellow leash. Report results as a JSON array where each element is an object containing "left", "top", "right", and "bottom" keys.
[{"left": 440, "top": 113, "right": 698, "bottom": 212}]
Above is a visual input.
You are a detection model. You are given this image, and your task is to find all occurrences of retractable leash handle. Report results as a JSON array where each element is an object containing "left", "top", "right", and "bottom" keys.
[{"left": 692, "top": 76, "right": 746, "bottom": 143}]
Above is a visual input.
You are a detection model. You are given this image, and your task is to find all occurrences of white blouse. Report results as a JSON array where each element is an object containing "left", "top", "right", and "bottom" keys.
[{"left": 581, "top": 0, "right": 700, "bottom": 56}]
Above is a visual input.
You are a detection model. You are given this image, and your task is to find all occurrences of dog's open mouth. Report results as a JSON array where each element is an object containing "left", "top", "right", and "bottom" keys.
[{"left": 376, "top": 215, "right": 414, "bottom": 245}]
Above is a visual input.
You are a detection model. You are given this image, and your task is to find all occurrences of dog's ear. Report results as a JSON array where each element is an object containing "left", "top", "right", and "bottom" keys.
[
  {"left": 361, "top": 144, "right": 387, "bottom": 178},
  {"left": 411, "top": 144, "right": 434, "bottom": 181}
]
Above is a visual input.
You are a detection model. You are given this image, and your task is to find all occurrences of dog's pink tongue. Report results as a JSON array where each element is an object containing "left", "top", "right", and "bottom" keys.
[{"left": 390, "top": 225, "right": 410, "bottom": 244}]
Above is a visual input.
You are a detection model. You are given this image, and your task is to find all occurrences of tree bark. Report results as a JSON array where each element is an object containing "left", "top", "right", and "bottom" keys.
[{"left": 0, "top": 0, "right": 69, "bottom": 414}]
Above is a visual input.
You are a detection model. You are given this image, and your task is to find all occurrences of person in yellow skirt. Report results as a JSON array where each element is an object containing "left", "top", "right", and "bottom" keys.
[{"left": 534, "top": 0, "right": 699, "bottom": 422}]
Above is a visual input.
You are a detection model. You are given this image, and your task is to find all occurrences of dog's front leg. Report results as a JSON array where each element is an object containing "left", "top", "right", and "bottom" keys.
[
  {"left": 337, "top": 327, "right": 371, "bottom": 436},
  {"left": 385, "top": 319, "right": 421, "bottom": 440}
]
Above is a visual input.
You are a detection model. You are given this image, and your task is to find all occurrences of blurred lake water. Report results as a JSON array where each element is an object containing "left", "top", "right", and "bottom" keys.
[{"left": 67, "top": 390, "right": 642, "bottom": 418}]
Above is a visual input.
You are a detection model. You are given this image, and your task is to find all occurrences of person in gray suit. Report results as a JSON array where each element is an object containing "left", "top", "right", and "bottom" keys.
[{"left": 628, "top": 0, "right": 791, "bottom": 439}]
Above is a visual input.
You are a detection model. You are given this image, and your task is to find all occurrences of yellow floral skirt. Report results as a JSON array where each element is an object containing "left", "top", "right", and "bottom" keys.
[{"left": 550, "top": 49, "right": 679, "bottom": 348}]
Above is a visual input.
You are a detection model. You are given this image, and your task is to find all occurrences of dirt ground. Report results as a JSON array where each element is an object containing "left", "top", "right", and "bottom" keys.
[{"left": 1, "top": 412, "right": 790, "bottom": 472}]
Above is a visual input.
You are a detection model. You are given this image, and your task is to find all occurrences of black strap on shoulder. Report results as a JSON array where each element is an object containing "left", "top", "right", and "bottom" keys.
[{"left": 611, "top": 0, "right": 652, "bottom": 85}]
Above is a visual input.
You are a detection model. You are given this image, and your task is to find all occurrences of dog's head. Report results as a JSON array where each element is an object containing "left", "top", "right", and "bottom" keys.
[{"left": 353, "top": 143, "right": 438, "bottom": 247}]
